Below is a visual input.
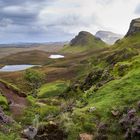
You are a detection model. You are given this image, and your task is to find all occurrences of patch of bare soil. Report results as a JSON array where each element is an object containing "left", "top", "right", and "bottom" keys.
[{"left": 0, "top": 82, "right": 28, "bottom": 118}]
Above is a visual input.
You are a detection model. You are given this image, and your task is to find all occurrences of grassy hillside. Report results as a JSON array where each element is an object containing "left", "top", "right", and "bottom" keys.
[
  {"left": 61, "top": 31, "right": 107, "bottom": 54},
  {"left": 1, "top": 33, "right": 140, "bottom": 139}
]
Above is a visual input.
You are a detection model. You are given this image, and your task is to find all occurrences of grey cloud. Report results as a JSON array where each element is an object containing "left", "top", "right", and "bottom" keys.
[{"left": 135, "top": 3, "right": 140, "bottom": 14}]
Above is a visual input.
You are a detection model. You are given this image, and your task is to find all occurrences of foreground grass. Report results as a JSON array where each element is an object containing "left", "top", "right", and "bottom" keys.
[{"left": 38, "top": 81, "right": 69, "bottom": 98}]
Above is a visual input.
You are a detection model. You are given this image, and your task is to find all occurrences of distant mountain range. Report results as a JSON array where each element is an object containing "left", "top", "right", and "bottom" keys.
[
  {"left": 95, "top": 31, "right": 123, "bottom": 45},
  {"left": 0, "top": 42, "right": 68, "bottom": 48}
]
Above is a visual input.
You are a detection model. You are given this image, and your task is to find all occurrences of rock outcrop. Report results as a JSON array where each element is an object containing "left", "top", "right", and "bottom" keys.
[
  {"left": 126, "top": 18, "right": 140, "bottom": 36},
  {"left": 0, "top": 106, "right": 13, "bottom": 124},
  {"left": 70, "top": 31, "right": 104, "bottom": 47},
  {"left": 95, "top": 30, "right": 123, "bottom": 45}
]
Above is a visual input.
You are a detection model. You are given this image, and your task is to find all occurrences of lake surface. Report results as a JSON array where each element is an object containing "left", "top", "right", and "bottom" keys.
[
  {"left": 0, "top": 65, "right": 40, "bottom": 72},
  {"left": 49, "top": 54, "right": 65, "bottom": 59}
]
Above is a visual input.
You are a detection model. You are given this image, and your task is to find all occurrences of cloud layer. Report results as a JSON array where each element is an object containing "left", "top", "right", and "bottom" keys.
[{"left": 0, "top": 0, "right": 140, "bottom": 43}]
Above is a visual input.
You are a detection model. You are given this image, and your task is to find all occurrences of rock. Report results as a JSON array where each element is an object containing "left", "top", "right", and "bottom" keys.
[
  {"left": 137, "top": 101, "right": 140, "bottom": 110},
  {"left": 126, "top": 18, "right": 140, "bottom": 36},
  {"left": 88, "top": 107, "right": 96, "bottom": 113},
  {"left": 49, "top": 121, "right": 57, "bottom": 125},
  {"left": 119, "top": 108, "right": 140, "bottom": 139},
  {"left": 98, "top": 122, "right": 108, "bottom": 134},
  {"left": 22, "top": 126, "right": 37, "bottom": 139},
  {"left": 106, "top": 48, "right": 138, "bottom": 65},
  {"left": 0, "top": 106, "right": 13, "bottom": 124},
  {"left": 128, "top": 108, "right": 136, "bottom": 118},
  {"left": 78, "top": 133, "right": 93, "bottom": 140},
  {"left": 111, "top": 110, "right": 119, "bottom": 116},
  {"left": 35, "top": 123, "right": 67, "bottom": 140}
]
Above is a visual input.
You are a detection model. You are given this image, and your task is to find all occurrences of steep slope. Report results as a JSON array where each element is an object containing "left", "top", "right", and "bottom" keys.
[
  {"left": 95, "top": 30, "right": 123, "bottom": 45},
  {"left": 62, "top": 31, "right": 107, "bottom": 53},
  {"left": 0, "top": 79, "right": 28, "bottom": 118},
  {"left": 126, "top": 18, "right": 140, "bottom": 36},
  {"left": 59, "top": 18, "right": 140, "bottom": 139},
  {"left": 70, "top": 31, "right": 105, "bottom": 47}
]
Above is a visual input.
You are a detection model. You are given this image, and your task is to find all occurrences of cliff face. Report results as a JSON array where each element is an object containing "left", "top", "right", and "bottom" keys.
[
  {"left": 70, "top": 31, "right": 104, "bottom": 47},
  {"left": 126, "top": 18, "right": 140, "bottom": 36},
  {"left": 95, "top": 31, "right": 123, "bottom": 45}
]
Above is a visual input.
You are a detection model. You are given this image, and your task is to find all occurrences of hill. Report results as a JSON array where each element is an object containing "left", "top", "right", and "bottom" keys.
[
  {"left": 62, "top": 31, "right": 107, "bottom": 53},
  {"left": 0, "top": 50, "right": 54, "bottom": 65},
  {"left": 1, "top": 18, "right": 140, "bottom": 140},
  {"left": 126, "top": 18, "right": 140, "bottom": 36},
  {"left": 95, "top": 30, "right": 123, "bottom": 45}
]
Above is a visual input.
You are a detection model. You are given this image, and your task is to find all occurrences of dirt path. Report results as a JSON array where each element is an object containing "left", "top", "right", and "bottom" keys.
[{"left": 0, "top": 82, "right": 28, "bottom": 118}]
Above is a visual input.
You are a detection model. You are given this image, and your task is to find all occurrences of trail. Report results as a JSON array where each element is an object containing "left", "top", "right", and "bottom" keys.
[{"left": 0, "top": 81, "right": 28, "bottom": 118}]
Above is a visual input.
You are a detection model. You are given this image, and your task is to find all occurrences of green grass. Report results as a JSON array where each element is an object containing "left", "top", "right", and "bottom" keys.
[
  {"left": 38, "top": 81, "right": 69, "bottom": 98},
  {"left": 0, "top": 93, "right": 8, "bottom": 109},
  {"left": 0, "top": 132, "right": 20, "bottom": 140},
  {"left": 80, "top": 55, "right": 140, "bottom": 118},
  {"left": 0, "top": 79, "right": 23, "bottom": 96},
  {"left": 114, "top": 32, "right": 140, "bottom": 50}
]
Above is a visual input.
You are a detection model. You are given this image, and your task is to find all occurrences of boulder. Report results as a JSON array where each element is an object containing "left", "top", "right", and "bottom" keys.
[{"left": 22, "top": 126, "right": 37, "bottom": 139}]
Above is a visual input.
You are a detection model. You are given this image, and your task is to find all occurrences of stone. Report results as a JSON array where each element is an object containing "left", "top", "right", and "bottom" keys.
[
  {"left": 111, "top": 110, "right": 119, "bottom": 116},
  {"left": 0, "top": 106, "right": 13, "bottom": 124},
  {"left": 78, "top": 133, "right": 93, "bottom": 140},
  {"left": 22, "top": 126, "right": 37, "bottom": 139},
  {"left": 88, "top": 107, "right": 96, "bottom": 113}
]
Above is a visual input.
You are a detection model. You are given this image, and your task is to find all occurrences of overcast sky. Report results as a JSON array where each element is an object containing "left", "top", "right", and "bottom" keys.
[{"left": 0, "top": 0, "right": 140, "bottom": 43}]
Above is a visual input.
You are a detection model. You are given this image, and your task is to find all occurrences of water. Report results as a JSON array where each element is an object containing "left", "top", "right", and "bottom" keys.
[
  {"left": 49, "top": 54, "right": 64, "bottom": 59},
  {"left": 0, "top": 65, "right": 40, "bottom": 72}
]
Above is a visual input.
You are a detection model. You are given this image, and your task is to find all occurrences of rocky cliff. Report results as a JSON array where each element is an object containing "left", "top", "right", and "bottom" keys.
[
  {"left": 70, "top": 31, "right": 105, "bottom": 47},
  {"left": 126, "top": 18, "right": 140, "bottom": 36}
]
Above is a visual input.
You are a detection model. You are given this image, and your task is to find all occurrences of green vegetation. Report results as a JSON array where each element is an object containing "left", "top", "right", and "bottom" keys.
[
  {"left": 38, "top": 81, "right": 69, "bottom": 98},
  {"left": 1, "top": 30, "right": 140, "bottom": 139},
  {"left": 0, "top": 92, "right": 8, "bottom": 109},
  {"left": 24, "top": 69, "right": 45, "bottom": 96},
  {"left": 61, "top": 31, "right": 107, "bottom": 54}
]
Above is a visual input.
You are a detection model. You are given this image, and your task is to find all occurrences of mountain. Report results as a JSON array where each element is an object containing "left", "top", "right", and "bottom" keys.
[
  {"left": 70, "top": 31, "right": 105, "bottom": 47},
  {"left": 126, "top": 18, "right": 140, "bottom": 36},
  {"left": 2, "top": 18, "right": 140, "bottom": 140},
  {"left": 95, "top": 30, "right": 123, "bottom": 45},
  {"left": 61, "top": 31, "right": 106, "bottom": 53}
]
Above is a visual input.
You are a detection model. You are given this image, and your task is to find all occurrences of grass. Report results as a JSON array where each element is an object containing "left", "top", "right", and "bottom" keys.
[
  {"left": 38, "top": 81, "right": 69, "bottom": 98},
  {"left": 0, "top": 132, "right": 20, "bottom": 140},
  {"left": 0, "top": 79, "right": 19, "bottom": 91},
  {"left": 0, "top": 93, "right": 8, "bottom": 109},
  {"left": 79, "top": 52, "right": 140, "bottom": 119}
]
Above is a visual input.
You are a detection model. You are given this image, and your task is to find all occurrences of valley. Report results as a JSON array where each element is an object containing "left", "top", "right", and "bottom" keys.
[{"left": 0, "top": 18, "right": 140, "bottom": 140}]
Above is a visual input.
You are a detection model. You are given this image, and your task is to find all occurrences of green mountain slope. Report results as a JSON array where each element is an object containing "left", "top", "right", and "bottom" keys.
[
  {"left": 61, "top": 31, "right": 107, "bottom": 53},
  {"left": 1, "top": 18, "right": 140, "bottom": 140}
]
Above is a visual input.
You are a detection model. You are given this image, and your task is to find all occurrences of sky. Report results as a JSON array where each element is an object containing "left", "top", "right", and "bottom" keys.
[{"left": 0, "top": 0, "right": 140, "bottom": 43}]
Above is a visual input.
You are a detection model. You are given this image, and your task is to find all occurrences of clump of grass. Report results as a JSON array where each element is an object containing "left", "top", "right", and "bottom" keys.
[{"left": 38, "top": 81, "right": 69, "bottom": 98}]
